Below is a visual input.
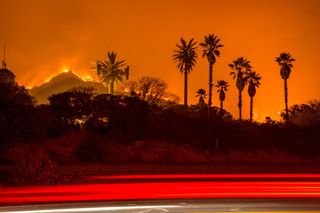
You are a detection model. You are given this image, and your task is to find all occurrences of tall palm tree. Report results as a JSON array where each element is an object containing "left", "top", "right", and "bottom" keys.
[
  {"left": 215, "top": 80, "right": 229, "bottom": 111},
  {"left": 245, "top": 71, "right": 261, "bottom": 122},
  {"left": 229, "top": 57, "right": 252, "bottom": 121},
  {"left": 275, "top": 52, "right": 295, "bottom": 119},
  {"left": 95, "top": 51, "right": 129, "bottom": 95},
  {"left": 173, "top": 38, "right": 197, "bottom": 106},
  {"left": 195, "top": 88, "right": 207, "bottom": 105},
  {"left": 199, "top": 34, "right": 223, "bottom": 110}
]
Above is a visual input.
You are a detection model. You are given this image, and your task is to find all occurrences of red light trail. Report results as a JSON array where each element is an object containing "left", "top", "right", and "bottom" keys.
[
  {"left": 87, "top": 174, "right": 320, "bottom": 180},
  {"left": 2, "top": 174, "right": 320, "bottom": 205}
]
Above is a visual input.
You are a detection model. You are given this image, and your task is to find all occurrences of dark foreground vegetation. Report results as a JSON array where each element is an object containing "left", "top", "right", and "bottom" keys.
[{"left": 0, "top": 81, "right": 320, "bottom": 185}]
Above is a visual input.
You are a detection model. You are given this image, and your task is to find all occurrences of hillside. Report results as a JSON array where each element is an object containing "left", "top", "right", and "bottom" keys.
[{"left": 29, "top": 71, "right": 106, "bottom": 104}]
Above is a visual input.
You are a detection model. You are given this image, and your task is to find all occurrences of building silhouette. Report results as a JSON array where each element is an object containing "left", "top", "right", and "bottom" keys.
[{"left": 0, "top": 47, "right": 16, "bottom": 85}]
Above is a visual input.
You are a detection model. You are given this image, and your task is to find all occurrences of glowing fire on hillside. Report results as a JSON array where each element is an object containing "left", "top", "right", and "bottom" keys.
[{"left": 27, "top": 66, "right": 96, "bottom": 89}]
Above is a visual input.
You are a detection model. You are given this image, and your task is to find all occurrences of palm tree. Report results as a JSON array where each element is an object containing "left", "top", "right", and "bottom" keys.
[
  {"left": 229, "top": 57, "right": 252, "bottom": 121},
  {"left": 173, "top": 38, "right": 197, "bottom": 106},
  {"left": 199, "top": 34, "right": 223, "bottom": 110},
  {"left": 245, "top": 71, "right": 261, "bottom": 122},
  {"left": 195, "top": 88, "right": 207, "bottom": 105},
  {"left": 215, "top": 80, "right": 229, "bottom": 111},
  {"left": 95, "top": 51, "right": 129, "bottom": 95},
  {"left": 275, "top": 52, "right": 295, "bottom": 119}
]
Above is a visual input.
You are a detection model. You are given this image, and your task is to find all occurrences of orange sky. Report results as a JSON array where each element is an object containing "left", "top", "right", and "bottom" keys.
[{"left": 1, "top": 0, "right": 319, "bottom": 121}]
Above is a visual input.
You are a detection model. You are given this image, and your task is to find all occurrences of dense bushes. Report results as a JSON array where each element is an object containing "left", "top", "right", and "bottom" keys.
[
  {"left": 1, "top": 82, "right": 320, "bottom": 168},
  {"left": 4, "top": 144, "right": 61, "bottom": 185},
  {"left": 0, "top": 83, "right": 34, "bottom": 145}
]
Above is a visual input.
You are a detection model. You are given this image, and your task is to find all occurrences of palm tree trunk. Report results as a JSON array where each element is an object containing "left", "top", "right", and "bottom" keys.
[
  {"left": 238, "top": 90, "right": 242, "bottom": 121},
  {"left": 106, "top": 83, "right": 110, "bottom": 94},
  {"left": 284, "top": 78, "right": 288, "bottom": 119},
  {"left": 110, "top": 81, "right": 115, "bottom": 95},
  {"left": 184, "top": 70, "right": 188, "bottom": 106},
  {"left": 250, "top": 96, "right": 253, "bottom": 122},
  {"left": 220, "top": 100, "right": 223, "bottom": 111},
  {"left": 208, "top": 62, "right": 213, "bottom": 108}
]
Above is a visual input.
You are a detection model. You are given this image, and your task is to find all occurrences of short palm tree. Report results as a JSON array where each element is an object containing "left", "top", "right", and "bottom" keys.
[
  {"left": 199, "top": 34, "right": 223, "bottom": 110},
  {"left": 275, "top": 52, "right": 295, "bottom": 119},
  {"left": 95, "top": 51, "right": 129, "bottom": 95},
  {"left": 173, "top": 38, "right": 197, "bottom": 106},
  {"left": 215, "top": 80, "right": 229, "bottom": 111},
  {"left": 229, "top": 57, "right": 252, "bottom": 121},
  {"left": 245, "top": 71, "right": 261, "bottom": 122},
  {"left": 195, "top": 88, "right": 207, "bottom": 105}
]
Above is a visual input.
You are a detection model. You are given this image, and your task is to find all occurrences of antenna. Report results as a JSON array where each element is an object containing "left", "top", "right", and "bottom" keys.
[{"left": 2, "top": 44, "right": 6, "bottom": 69}]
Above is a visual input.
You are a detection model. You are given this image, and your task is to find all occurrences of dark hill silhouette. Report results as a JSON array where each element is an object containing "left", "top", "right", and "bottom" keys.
[{"left": 29, "top": 71, "right": 106, "bottom": 104}]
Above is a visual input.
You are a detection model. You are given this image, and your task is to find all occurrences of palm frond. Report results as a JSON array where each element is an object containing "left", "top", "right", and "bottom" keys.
[
  {"left": 276, "top": 52, "right": 295, "bottom": 67},
  {"left": 172, "top": 37, "right": 198, "bottom": 74},
  {"left": 94, "top": 51, "right": 129, "bottom": 88},
  {"left": 200, "top": 34, "right": 223, "bottom": 63}
]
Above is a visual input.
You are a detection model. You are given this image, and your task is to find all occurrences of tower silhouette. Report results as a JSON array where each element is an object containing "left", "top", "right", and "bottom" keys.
[{"left": 0, "top": 45, "right": 16, "bottom": 85}]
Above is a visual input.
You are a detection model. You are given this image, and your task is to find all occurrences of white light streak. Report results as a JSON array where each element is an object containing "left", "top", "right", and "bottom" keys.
[{"left": 1, "top": 205, "right": 179, "bottom": 213}]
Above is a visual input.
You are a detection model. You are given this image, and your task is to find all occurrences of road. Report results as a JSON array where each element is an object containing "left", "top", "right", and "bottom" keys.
[
  {"left": 1, "top": 199, "right": 320, "bottom": 213},
  {"left": 1, "top": 174, "right": 320, "bottom": 212}
]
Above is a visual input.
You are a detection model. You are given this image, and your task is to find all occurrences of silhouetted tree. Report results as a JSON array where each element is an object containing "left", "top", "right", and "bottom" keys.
[
  {"left": 265, "top": 116, "right": 276, "bottom": 125},
  {"left": 48, "top": 87, "right": 94, "bottom": 126},
  {"left": 199, "top": 34, "right": 223, "bottom": 111},
  {"left": 173, "top": 38, "right": 197, "bottom": 106},
  {"left": 89, "top": 94, "right": 118, "bottom": 129},
  {"left": 95, "top": 51, "right": 129, "bottom": 95},
  {"left": 245, "top": 71, "right": 261, "bottom": 122},
  {"left": 0, "top": 82, "right": 39, "bottom": 145},
  {"left": 276, "top": 52, "right": 295, "bottom": 119},
  {"left": 137, "top": 77, "right": 168, "bottom": 105},
  {"left": 229, "top": 57, "right": 252, "bottom": 121},
  {"left": 0, "top": 82, "right": 35, "bottom": 108},
  {"left": 126, "top": 77, "right": 179, "bottom": 107},
  {"left": 195, "top": 88, "right": 207, "bottom": 105},
  {"left": 90, "top": 94, "right": 150, "bottom": 144},
  {"left": 215, "top": 80, "right": 229, "bottom": 111},
  {"left": 281, "top": 100, "right": 320, "bottom": 126}
]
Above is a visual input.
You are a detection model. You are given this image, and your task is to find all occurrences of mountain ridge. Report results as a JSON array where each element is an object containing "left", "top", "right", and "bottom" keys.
[{"left": 29, "top": 71, "right": 106, "bottom": 104}]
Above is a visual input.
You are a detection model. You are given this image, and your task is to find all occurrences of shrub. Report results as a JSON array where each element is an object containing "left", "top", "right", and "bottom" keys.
[
  {"left": 42, "top": 131, "right": 82, "bottom": 164},
  {"left": 5, "top": 144, "right": 61, "bottom": 185},
  {"left": 75, "top": 133, "right": 105, "bottom": 162},
  {"left": 100, "top": 140, "right": 209, "bottom": 163}
]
